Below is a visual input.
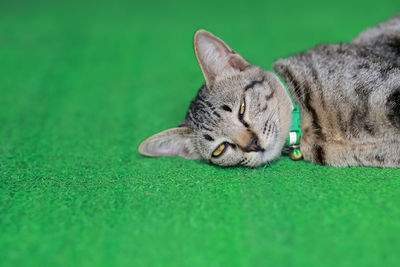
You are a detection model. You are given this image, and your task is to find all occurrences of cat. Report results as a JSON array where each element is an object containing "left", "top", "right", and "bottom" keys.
[{"left": 139, "top": 14, "right": 400, "bottom": 168}]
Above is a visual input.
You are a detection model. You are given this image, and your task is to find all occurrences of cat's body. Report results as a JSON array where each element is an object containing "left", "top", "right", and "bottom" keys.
[
  {"left": 139, "top": 15, "right": 400, "bottom": 168},
  {"left": 274, "top": 15, "right": 400, "bottom": 167}
]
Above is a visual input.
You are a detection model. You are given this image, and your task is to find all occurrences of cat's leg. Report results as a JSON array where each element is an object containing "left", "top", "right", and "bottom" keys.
[{"left": 301, "top": 139, "right": 400, "bottom": 168}]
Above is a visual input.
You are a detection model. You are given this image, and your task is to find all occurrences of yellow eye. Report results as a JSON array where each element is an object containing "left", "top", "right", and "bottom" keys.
[
  {"left": 239, "top": 98, "right": 245, "bottom": 115},
  {"left": 212, "top": 143, "right": 226, "bottom": 157}
]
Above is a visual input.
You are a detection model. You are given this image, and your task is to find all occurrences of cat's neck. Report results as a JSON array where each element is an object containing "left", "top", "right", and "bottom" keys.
[{"left": 275, "top": 72, "right": 302, "bottom": 160}]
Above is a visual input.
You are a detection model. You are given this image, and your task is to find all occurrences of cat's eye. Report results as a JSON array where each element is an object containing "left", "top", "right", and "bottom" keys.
[
  {"left": 239, "top": 98, "right": 246, "bottom": 115},
  {"left": 212, "top": 143, "right": 226, "bottom": 157}
]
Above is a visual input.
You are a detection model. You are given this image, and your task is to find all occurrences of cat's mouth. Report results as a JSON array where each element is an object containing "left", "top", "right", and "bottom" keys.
[
  {"left": 257, "top": 123, "right": 283, "bottom": 164},
  {"left": 260, "top": 121, "right": 278, "bottom": 145}
]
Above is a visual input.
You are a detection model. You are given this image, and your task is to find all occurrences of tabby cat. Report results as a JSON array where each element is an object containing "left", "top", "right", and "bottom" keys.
[{"left": 139, "top": 15, "right": 400, "bottom": 167}]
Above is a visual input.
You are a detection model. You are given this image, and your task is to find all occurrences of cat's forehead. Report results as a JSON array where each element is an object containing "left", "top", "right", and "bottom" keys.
[{"left": 211, "top": 68, "right": 266, "bottom": 93}]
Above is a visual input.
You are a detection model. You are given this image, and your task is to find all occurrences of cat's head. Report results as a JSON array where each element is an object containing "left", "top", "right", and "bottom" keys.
[{"left": 139, "top": 30, "right": 292, "bottom": 167}]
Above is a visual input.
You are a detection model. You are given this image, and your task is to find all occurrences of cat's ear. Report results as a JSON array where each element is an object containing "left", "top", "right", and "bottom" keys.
[
  {"left": 138, "top": 127, "right": 200, "bottom": 159},
  {"left": 194, "top": 29, "right": 251, "bottom": 87}
]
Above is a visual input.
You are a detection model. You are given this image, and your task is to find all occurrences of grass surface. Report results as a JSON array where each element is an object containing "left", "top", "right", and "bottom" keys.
[{"left": 1, "top": 0, "right": 400, "bottom": 266}]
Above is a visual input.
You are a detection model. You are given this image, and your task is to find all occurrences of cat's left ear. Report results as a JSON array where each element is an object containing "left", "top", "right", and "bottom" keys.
[
  {"left": 138, "top": 126, "right": 200, "bottom": 159},
  {"left": 194, "top": 29, "right": 251, "bottom": 87}
]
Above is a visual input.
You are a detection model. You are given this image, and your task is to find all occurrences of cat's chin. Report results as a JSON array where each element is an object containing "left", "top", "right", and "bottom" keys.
[
  {"left": 260, "top": 144, "right": 283, "bottom": 165},
  {"left": 254, "top": 135, "right": 285, "bottom": 166}
]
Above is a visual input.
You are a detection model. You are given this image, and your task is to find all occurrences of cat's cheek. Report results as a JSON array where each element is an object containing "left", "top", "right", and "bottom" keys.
[
  {"left": 240, "top": 152, "right": 264, "bottom": 167},
  {"left": 207, "top": 153, "right": 246, "bottom": 167},
  {"left": 208, "top": 158, "right": 230, "bottom": 167}
]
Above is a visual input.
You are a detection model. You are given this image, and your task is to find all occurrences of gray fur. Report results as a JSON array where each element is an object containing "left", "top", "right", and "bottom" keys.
[{"left": 139, "top": 15, "right": 400, "bottom": 167}]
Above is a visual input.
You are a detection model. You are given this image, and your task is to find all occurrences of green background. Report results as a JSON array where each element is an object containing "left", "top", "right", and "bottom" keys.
[{"left": 1, "top": 0, "right": 400, "bottom": 266}]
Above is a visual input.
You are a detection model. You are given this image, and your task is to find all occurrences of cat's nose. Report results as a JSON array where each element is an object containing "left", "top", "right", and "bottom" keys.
[{"left": 244, "top": 135, "right": 264, "bottom": 152}]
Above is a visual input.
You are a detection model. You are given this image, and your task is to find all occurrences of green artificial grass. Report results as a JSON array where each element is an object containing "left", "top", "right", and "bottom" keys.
[{"left": 1, "top": 0, "right": 400, "bottom": 266}]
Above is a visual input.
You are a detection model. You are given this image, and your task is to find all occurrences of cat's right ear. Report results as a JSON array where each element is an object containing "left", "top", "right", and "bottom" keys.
[
  {"left": 194, "top": 29, "right": 251, "bottom": 87},
  {"left": 138, "top": 127, "right": 200, "bottom": 160}
]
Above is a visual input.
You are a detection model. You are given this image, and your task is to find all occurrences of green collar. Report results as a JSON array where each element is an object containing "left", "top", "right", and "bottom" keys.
[
  {"left": 275, "top": 73, "right": 302, "bottom": 160},
  {"left": 286, "top": 105, "right": 301, "bottom": 147}
]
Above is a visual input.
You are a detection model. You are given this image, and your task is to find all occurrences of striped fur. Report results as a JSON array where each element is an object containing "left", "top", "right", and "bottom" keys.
[{"left": 274, "top": 14, "right": 400, "bottom": 167}]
